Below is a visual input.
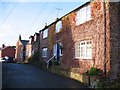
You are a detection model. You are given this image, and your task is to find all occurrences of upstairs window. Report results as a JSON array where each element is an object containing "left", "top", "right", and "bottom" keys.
[
  {"left": 43, "top": 29, "right": 48, "bottom": 39},
  {"left": 75, "top": 40, "right": 92, "bottom": 59},
  {"left": 56, "top": 21, "right": 62, "bottom": 33},
  {"left": 34, "top": 35, "right": 37, "bottom": 41},
  {"left": 42, "top": 48, "right": 47, "bottom": 57},
  {"left": 76, "top": 4, "right": 91, "bottom": 25}
]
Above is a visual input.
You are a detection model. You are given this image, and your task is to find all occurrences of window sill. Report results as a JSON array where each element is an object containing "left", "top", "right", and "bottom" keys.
[
  {"left": 76, "top": 18, "right": 93, "bottom": 26},
  {"left": 74, "top": 57, "right": 92, "bottom": 61},
  {"left": 42, "top": 37, "right": 48, "bottom": 40},
  {"left": 42, "top": 56, "right": 47, "bottom": 58}
]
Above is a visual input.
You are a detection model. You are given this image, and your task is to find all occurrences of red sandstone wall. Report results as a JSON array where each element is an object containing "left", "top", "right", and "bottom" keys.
[{"left": 1, "top": 47, "right": 15, "bottom": 58}]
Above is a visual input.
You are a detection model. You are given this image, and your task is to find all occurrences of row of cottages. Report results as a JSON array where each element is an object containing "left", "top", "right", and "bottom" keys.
[
  {"left": 38, "top": 1, "right": 120, "bottom": 81},
  {"left": 15, "top": 1, "right": 120, "bottom": 82},
  {"left": 15, "top": 33, "right": 40, "bottom": 62}
]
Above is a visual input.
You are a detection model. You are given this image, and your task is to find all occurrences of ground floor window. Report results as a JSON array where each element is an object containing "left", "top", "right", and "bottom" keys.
[
  {"left": 75, "top": 40, "right": 92, "bottom": 59},
  {"left": 42, "top": 48, "right": 47, "bottom": 57}
]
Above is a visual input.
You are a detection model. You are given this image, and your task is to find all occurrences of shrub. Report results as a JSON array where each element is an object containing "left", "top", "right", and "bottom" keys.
[
  {"left": 88, "top": 67, "right": 99, "bottom": 76},
  {"left": 28, "top": 51, "right": 39, "bottom": 63}
]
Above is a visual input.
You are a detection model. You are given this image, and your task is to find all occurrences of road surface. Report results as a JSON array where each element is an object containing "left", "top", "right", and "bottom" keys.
[{"left": 2, "top": 63, "right": 88, "bottom": 88}]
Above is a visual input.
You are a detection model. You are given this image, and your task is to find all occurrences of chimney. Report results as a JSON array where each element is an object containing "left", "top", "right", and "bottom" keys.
[
  {"left": 29, "top": 36, "right": 34, "bottom": 44},
  {"left": 19, "top": 35, "right": 21, "bottom": 40},
  {"left": 2, "top": 44, "right": 5, "bottom": 48}
]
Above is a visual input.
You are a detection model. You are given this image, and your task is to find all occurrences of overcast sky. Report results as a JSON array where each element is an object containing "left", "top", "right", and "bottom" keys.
[{"left": 0, "top": 0, "right": 88, "bottom": 47}]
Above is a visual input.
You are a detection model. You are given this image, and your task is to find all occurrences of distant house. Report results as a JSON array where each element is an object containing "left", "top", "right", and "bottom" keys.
[
  {"left": 0, "top": 45, "right": 16, "bottom": 59},
  {"left": 32, "top": 32, "right": 40, "bottom": 53},
  {"left": 0, "top": 48, "right": 2, "bottom": 58},
  {"left": 15, "top": 35, "right": 29, "bottom": 62},
  {"left": 25, "top": 42, "right": 32, "bottom": 60}
]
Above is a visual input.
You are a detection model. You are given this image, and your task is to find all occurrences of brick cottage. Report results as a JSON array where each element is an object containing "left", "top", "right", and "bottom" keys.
[{"left": 38, "top": 1, "right": 120, "bottom": 82}]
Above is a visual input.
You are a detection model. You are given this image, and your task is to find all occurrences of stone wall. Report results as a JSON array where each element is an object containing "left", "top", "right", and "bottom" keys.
[
  {"left": 109, "top": 2, "right": 120, "bottom": 80},
  {"left": 118, "top": 1, "right": 120, "bottom": 80}
]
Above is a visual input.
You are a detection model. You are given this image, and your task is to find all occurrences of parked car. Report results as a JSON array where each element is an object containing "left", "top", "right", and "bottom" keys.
[{"left": 0, "top": 58, "right": 5, "bottom": 62}]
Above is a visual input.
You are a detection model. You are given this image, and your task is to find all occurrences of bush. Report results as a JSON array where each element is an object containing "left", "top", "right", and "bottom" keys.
[
  {"left": 88, "top": 67, "right": 99, "bottom": 76},
  {"left": 28, "top": 51, "right": 39, "bottom": 63}
]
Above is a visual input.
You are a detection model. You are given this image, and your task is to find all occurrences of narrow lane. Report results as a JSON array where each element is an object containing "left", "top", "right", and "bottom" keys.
[{"left": 2, "top": 63, "right": 88, "bottom": 88}]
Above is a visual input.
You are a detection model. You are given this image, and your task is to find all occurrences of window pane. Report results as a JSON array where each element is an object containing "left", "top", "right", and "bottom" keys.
[
  {"left": 86, "top": 5, "right": 91, "bottom": 21},
  {"left": 42, "top": 48, "right": 47, "bottom": 57},
  {"left": 56, "top": 21, "right": 62, "bottom": 33},
  {"left": 86, "top": 46, "right": 91, "bottom": 58},
  {"left": 53, "top": 44, "right": 57, "bottom": 56},
  {"left": 43, "top": 29, "right": 48, "bottom": 39},
  {"left": 86, "top": 41, "right": 92, "bottom": 58}
]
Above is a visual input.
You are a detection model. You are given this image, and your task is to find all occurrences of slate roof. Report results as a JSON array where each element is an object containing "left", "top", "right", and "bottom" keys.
[{"left": 20, "top": 40, "right": 29, "bottom": 46}]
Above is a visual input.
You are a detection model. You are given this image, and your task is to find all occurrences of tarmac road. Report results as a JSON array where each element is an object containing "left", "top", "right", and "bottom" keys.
[{"left": 2, "top": 63, "right": 89, "bottom": 88}]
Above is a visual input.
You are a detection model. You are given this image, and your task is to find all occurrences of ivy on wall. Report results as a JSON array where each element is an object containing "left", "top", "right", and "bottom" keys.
[{"left": 48, "top": 25, "right": 55, "bottom": 51}]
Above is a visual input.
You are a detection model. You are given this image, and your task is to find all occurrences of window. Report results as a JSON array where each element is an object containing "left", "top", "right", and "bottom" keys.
[
  {"left": 26, "top": 50, "right": 31, "bottom": 57},
  {"left": 32, "top": 50, "right": 34, "bottom": 55},
  {"left": 56, "top": 21, "right": 62, "bottom": 33},
  {"left": 26, "top": 50, "right": 28, "bottom": 57},
  {"left": 42, "top": 48, "right": 47, "bottom": 57},
  {"left": 59, "top": 42, "right": 63, "bottom": 56},
  {"left": 20, "top": 53, "right": 23, "bottom": 59},
  {"left": 76, "top": 4, "right": 91, "bottom": 25},
  {"left": 75, "top": 40, "right": 92, "bottom": 59},
  {"left": 43, "top": 29, "right": 48, "bottom": 39},
  {"left": 53, "top": 42, "right": 62, "bottom": 56}
]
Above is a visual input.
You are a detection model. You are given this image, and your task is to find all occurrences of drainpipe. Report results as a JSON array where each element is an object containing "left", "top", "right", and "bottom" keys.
[{"left": 103, "top": 0, "right": 107, "bottom": 76}]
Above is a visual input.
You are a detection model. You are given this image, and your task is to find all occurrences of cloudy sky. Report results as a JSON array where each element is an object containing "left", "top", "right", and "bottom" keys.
[{"left": 0, "top": 0, "right": 88, "bottom": 47}]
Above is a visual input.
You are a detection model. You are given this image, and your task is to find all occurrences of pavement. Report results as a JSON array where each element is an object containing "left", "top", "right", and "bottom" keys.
[{"left": 2, "top": 63, "right": 90, "bottom": 89}]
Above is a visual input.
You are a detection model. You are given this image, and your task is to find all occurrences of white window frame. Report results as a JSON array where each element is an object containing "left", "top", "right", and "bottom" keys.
[
  {"left": 26, "top": 50, "right": 28, "bottom": 57},
  {"left": 34, "top": 35, "right": 37, "bottom": 41},
  {"left": 42, "top": 48, "right": 47, "bottom": 58},
  {"left": 75, "top": 40, "right": 92, "bottom": 59},
  {"left": 59, "top": 42, "right": 63, "bottom": 56},
  {"left": 76, "top": 4, "right": 91, "bottom": 25},
  {"left": 53, "top": 42, "right": 62, "bottom": 56},
  {"left": 20, "top": 53, "right": 23, "bottom": 59},
  {"left": 56, "top": 21, "right": 62, "bottom": 33},
  {"left": 43, "top": 29, "right": 48, "bottom": 39}
]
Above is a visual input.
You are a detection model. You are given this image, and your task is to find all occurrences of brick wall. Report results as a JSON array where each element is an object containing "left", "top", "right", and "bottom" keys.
[
  {"left": 32, "top": 33, "right": 40, "bottom": 53},
  {"left": 15, "top": 40, "right": 23, "bottom": 62},
  {"left": 118, "top": 1, "right": 120, "bottom": 80},
  {"left": 26, "top": 43, "right": 32, "bottom": 59},
  {"left": 39, "top": 30, "right": 48, "bottom": 62},
  {"left": 1, "top": 46, "right": 15, "bottom": 58}
]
